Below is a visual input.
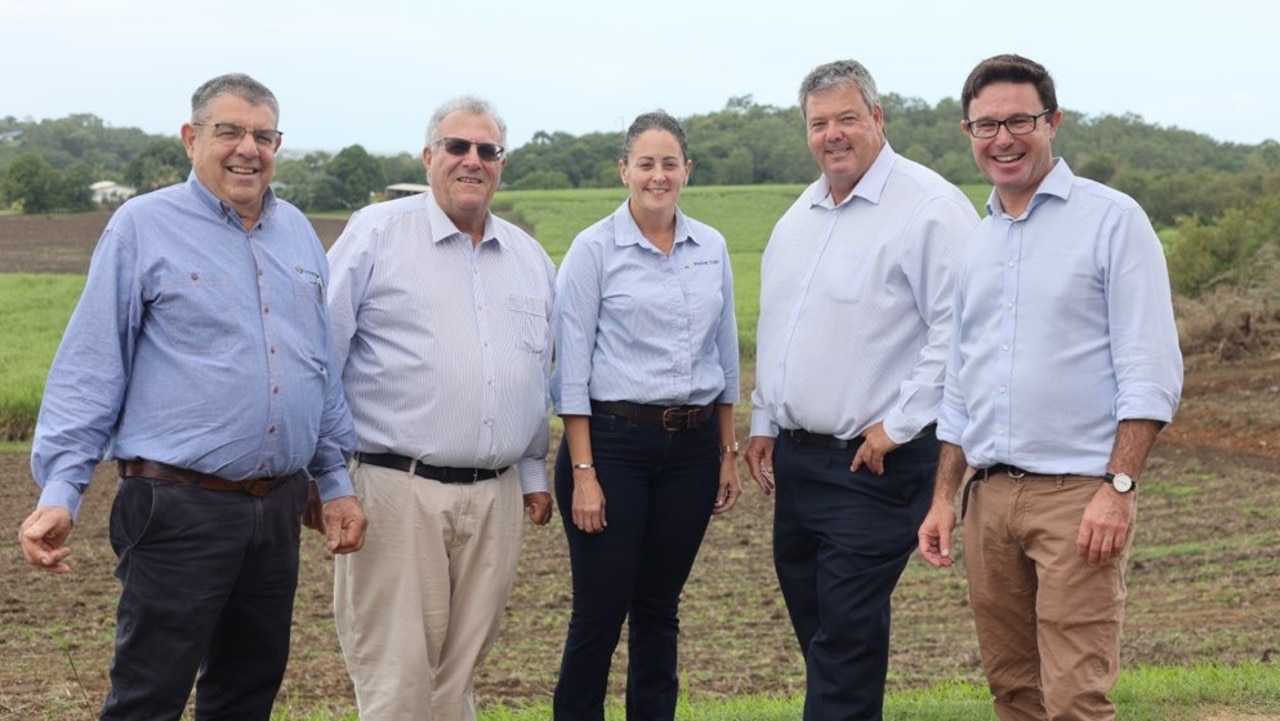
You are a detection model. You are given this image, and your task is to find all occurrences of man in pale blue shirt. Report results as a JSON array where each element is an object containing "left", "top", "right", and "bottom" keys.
[
  {"left": 18, "top": 73, "right": 366, "bottom": 721},
  {"left": 745, "top": 60, "right": 978, "bottom": 721},
  {"left": 918, "top": 54, "right": 1182, "bottom": 721},
  {"left": 326, "top": 96, "right": 555, "bottom": 721}
]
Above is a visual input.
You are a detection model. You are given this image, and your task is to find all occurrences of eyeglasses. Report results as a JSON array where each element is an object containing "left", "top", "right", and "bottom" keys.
[
  {"left": 434, "top": 136, "right": 505, "bottom": 162},
  {"left": 963, "top": 110, "right": 1053, "bottom": 139},
  {"left": 194, "top": 122, "right": 283, "bottom": 150}
]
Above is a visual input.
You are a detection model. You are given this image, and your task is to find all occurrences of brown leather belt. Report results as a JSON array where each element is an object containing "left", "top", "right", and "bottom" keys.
[
  {"left": 590, "top": 400, "right": 712, "bottom": 432},
  {"left": 118, "top": 459, "right": 300, "bottom": 497}
]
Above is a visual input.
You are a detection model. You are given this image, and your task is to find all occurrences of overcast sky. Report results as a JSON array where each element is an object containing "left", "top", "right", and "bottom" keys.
[{"left": 5, "top": 0, "right": 1276, "bottom": 157}]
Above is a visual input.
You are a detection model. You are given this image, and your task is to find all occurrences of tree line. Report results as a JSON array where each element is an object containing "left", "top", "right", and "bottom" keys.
[{"left": 4, "top": 99, "right": 1279, "bottom": 298}]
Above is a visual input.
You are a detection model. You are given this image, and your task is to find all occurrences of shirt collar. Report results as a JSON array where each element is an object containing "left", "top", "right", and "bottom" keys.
[
  {"left": 809, "top": 142, "right": 896, "bottom": 209},
  {"left": 424, "top": 191, "right": 498, "bottom": 246},
  {"left": 985, "top": 157, "right": 1073, "bottom": 218},
  {"left": 185, "top": 171, "right": 277, "bottom": 228},
  {"left": 610, "top": 199, "right": 700, "bottom": 250}
]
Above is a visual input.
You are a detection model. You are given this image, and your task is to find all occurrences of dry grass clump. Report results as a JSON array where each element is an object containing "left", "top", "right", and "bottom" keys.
[{"left": 1176, "top": 244, "right": 1280, "bottom": 361}]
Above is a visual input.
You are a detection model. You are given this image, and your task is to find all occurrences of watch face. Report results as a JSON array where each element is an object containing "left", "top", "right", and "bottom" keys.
[{"left": 1109, "top": 473, "right": 1134, "bottom": 493}]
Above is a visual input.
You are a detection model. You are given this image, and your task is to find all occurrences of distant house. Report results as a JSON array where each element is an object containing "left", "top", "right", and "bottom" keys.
[
  {"left": 384, "top": 182, "right": 430, "bottom": 199},
  {"left": 0, "top": 130, "right": 22, "bottom": 143},
  {"left": 91, "top": 180, "right": 136, "bottom": 205}
]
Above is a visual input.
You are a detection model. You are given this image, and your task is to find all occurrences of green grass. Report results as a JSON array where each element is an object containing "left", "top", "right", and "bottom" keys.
[
  {"left": 266, "top": 662, "right": 1280, "bottom": 720},
  {"left": 0, "top": 184, "right": 987, "bottom": 440},
  {"left": 0, "top": 273, "right": 84, "bottom": 440}
]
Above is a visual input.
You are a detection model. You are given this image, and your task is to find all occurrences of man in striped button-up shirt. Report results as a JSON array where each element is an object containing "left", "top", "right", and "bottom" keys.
[{"left": 325, "top": 96, "right": 555, "bottom": 721}]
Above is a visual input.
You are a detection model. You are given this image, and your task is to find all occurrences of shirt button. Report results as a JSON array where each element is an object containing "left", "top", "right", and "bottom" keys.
[
  {"left": 1002, "top": 344, "right": 1010, "bottom": 352},
  {"left": 263, "top": 306, "right": 271, "bottom": 314},
  {"left": 999, "top": 386, "right": 1007, "bottom": 394},
  {"left": 1007, "top": 261, "right": 1017, "bottom": 268},
  {"left": 1005, "top": 302, "right": 1014, "bottom": 310},
  {"left": 268, "top": 425, "right": 276, "bottom": 434}
]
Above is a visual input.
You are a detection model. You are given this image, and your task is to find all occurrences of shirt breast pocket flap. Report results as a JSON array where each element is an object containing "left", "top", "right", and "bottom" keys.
[
  {"left": 156, "top": 270, "right": 240, "bottom": 354},
  {"left": 508, "top": 294, "right": 548, "bottom": 353}
]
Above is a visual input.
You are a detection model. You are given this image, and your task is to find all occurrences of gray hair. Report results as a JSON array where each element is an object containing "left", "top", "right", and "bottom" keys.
[
  {"left": 426, "top": 96, "right": 508, "bottom": 147},
  {"left": 191, "top": 73, "right": 280, "bottom": 124},
  {"left": 620, "top": 110, "right": 689, "bottom": 163},
  {"left": 798, "top": 60, "right": 880, "bottom": 119}
]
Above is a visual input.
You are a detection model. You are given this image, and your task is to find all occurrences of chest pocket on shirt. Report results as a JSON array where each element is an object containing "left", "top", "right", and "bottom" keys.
[
  {"left": 290, "top": 278, "right": 327, "bottom": 357},
  {"left": 508, "top": 294, "right": 548, "bottom": 353},
  {"left": 822, "top": 244, "right": 874, "bottom": 303},
  {"left": 154, "top": 271, "right": 241, "bottom": 354}
]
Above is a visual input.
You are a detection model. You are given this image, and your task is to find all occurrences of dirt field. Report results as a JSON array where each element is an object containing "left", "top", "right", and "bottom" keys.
[{"left": 1, "top": 213, "right": 1277, "bottom": 719}]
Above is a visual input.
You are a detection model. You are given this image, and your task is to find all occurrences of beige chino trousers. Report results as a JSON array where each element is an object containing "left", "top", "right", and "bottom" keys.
[
  {"left": 334, "top": 461, "right": 524, "bottom": 721},
  {"left": 964, "top": 472, "right": 1132, "bottom": 721}
]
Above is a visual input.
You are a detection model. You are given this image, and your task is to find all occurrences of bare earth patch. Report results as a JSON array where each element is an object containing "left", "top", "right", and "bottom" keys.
[{"left": 1, "top": 214, "right": 1277, "bottom": 719}]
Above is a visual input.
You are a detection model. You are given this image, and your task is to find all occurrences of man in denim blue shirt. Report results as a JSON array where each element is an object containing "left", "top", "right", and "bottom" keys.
[{"left": 18, "top": 73, "right": 366, "bottom": 721}]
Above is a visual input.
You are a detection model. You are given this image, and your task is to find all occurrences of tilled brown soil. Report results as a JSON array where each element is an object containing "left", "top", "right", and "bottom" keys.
[{"left": 1, "top": 213, "right": 1277, "bottom": 719}]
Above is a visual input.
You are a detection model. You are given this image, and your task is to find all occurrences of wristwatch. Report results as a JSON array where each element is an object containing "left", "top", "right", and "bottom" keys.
[{"left": 1104, "top": 472, "right": 1136, "bottom": 493}]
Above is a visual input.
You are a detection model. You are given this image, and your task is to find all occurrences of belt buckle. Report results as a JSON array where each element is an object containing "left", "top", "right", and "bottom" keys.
[
  {"left": 661, "top": 407, "right": 690, "bottom": 432},
  {"left": 471, "top": 468, "right": 482, "bottom": 483},
  {"left": 1005, "top": 465, "right": 1026, "bottom": 479},
  {"left": 244, "top": 478, "right": 273, "bottom": 497}
]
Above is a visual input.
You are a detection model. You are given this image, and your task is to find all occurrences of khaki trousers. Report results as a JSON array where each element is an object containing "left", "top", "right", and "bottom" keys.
[
  {"left": 334, "top": 461, "right": 524, "bottom": 721},
  {"left": 964, "top": 472, "right": 1132, "bottom": 721}
]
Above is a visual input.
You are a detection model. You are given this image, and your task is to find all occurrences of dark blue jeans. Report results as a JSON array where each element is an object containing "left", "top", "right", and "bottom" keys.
[
  {"left": 100, "top": 474, "right": 309, "bottom": 721},
  {"left": 773, "top": 429, "right": 938, "bottom": 721},
  {"left": 552, "top": 412, "right": 720, "bottom": 721}
]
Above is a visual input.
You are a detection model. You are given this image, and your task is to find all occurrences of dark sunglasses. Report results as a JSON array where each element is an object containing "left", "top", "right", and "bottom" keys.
[{"left": 434, "top": 136, "right": 505, "bottom": 162}]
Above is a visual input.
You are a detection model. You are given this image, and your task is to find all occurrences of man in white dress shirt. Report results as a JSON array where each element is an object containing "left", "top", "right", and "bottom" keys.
[
  {"left": 745, "top": 59, "right": 978, "bottom": 721},
  {"left": 325, "top": 96, "right": 555, "bottom": 721}
]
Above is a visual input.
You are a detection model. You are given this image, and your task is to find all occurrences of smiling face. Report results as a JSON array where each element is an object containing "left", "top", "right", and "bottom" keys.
[
  {"left": 424, "top": 111, "right": 506, "bottom": 237},
  {"left": 804, "top": 83, "right": 885, "bottom": 204},
  {"left": 965, "top": 80, "right": 1061, "bottom": 217},
  {"left": 620, "top": 128, "right": 691, "bottom": 221},
  {"left": 181, "top": 93, "right": 278, "bottom": 224}
]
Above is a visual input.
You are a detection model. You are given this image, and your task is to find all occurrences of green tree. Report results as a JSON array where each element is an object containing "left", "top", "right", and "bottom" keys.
[
  {"left": 59, "top": 162, "right": 95, "bottom": 211},
  {"left": 379, "top": 152, "right": 425, "bottom": 185},
  {"left": 327, "top": 144, "right": 386, "bottom": 209},
  {"left": 2, "top": 152, "right": 60, "bottom": 213},
  {"left": 512, "top": 169, "right": 572, "bottom": 190},
  {"left": 125, "top": 138, "right": 189, "bottom": 193}
]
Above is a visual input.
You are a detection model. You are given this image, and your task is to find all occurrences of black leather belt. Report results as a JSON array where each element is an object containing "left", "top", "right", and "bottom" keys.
[
  {"left": 785, "top": 429, "right": 864, "bottom": 451},
  {"left": 963, "top": 463, "right": 1051, "bottom": 518},
  {"left": 118, "top": 459, "right": 301, "bottom": 497},
  {"left": 590, "top": 400, "right": 712, "bottom": 432},
  {"left": 355, "top": 452, "right": 507, "bottom": 484},
  {"left": 982, "top": 463, "right": 1044, "bottom": 479}
]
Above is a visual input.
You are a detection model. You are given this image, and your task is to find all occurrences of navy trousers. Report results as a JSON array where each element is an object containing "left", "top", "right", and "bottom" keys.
[
  {"left": 100, "top": 474, "right": 309, "bottom": 721},
  {"left": 552, "top": 412, "right": 720, "bottom": 721},
  {"left": 772, "top": 429, "right": 938, "bottom": 721}
]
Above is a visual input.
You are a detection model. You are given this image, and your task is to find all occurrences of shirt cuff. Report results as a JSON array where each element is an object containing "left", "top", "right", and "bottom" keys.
[
  {"left": 37, "top": 480, "right": 85, "bottom": 520},
  {"left": 749, "top": 408, "right": 779, "bottom": 438},
  {"left": 313, "top": 467, "right": 356, "bottom": 503},
  {"left": 516, "top": 457, "right": 549, "bottom": 495}
]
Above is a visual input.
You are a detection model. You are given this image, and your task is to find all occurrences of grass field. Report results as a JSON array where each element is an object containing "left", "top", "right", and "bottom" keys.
[
  {"left": 0, "top": 183, "right": 988, "bottom": 439},
  {"left": 4, "top": 187, "right": 1278, "bottom": 720}
]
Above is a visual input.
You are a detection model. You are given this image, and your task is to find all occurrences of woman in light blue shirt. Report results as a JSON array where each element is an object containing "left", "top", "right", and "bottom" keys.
[{"left": 550, "top": 110, "right": 741, "bottom": 720}]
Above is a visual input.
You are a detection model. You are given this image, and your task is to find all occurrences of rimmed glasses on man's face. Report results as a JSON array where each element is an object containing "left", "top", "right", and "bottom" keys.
[
  {"left": 434, "top": 136, "right": 505, "bottom": 162},
  {"left": 194, "top": 122, "right": 283, "bottom": 151},
  {"left": 964, "top": 110, "right": 1052, "bottom": 139}
]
